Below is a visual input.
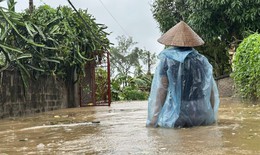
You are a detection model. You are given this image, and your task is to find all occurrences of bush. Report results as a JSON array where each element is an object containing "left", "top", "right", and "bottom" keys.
[
  {"left": 111, "top": 74, "right": 152, "bottom": 101},
  {"left": 231, "top": 33, "right": 260, "bottom": 101},
  {"left": 121, "top": 87, "right": 149, "bottom": 100}
]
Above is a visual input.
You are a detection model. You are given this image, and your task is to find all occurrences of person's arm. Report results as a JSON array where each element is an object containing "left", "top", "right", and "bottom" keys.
[{"left": 150, "top": 75, "right": 168, "bottom": 126}]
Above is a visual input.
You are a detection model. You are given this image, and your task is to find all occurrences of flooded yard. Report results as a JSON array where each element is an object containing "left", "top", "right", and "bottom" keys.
[{"left": 0, "top": 98, "right": 259, "bottom": 155}]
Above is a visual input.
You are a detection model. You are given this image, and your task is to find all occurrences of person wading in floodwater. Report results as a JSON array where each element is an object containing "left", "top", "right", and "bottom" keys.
[{"left": 146, "top": 21, "right": 220, "bottom": 128}]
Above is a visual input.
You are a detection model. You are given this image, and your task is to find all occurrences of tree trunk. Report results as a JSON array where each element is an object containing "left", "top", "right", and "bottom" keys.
[
  {"left": 29, "top": 0, "right": 33, "bottom": 13},
  {"left": 66, "top": 67, "right": 79, "bottom": 108}
]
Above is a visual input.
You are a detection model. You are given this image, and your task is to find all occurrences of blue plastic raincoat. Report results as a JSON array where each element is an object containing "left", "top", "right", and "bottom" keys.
[{"left": 146, "top": 47, "right": 219, "bottom": 128}]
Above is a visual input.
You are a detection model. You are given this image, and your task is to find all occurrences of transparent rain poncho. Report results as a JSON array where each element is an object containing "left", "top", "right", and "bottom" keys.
[{"left": 146, "top": 47, "right": 219, "bottom": 128}]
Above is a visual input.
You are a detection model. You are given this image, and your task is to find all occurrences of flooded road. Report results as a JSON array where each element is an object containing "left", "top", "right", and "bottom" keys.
[{"left": 0, "top": 98, "right": 260, "bottom": 155}]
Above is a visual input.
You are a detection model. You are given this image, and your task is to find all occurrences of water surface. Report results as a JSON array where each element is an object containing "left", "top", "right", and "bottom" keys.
[{"left": 0, "top": 98, "right": 259, "bottom": 155}]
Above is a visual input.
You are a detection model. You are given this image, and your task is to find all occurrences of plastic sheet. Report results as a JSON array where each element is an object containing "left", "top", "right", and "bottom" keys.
[{"left": 146, "top": 47, "right": 219, "bottom": 128}]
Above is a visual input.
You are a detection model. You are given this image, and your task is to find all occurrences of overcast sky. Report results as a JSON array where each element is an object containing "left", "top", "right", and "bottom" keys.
[{"left": 1, "top": 0, "right": 164, "bottom": 55}]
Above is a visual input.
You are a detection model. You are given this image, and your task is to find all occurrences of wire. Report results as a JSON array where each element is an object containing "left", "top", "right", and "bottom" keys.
[{"left": 98, "top": 0, "right": 130, "bottom": 37}]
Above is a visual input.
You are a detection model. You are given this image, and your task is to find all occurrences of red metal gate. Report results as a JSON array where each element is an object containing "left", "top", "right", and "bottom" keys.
[{"left": 79, "top": 51, "right": 111, "bottom": 106}]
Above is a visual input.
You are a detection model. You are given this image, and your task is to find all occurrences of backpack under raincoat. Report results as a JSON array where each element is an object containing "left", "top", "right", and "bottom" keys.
[{"left": 146, "top": 47, "right": 219, "bottom": 128}]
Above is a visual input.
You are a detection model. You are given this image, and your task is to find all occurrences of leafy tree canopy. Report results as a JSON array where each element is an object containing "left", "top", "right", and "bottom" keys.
[
  {"left": 152, "top": 0, "right": 260, "bottom": 42},
  {"left": 110, "top": 35, "right": 155, "bottom": 78},
  {"left": 152, "top": 0, "right": 260, "bottom": 77},
  {"left": 110, "top": 35, "right": 156, "bottom": 101}
]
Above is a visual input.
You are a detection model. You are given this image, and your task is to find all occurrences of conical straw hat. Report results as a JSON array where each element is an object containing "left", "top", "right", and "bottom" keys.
[{"left": 157, "top": 21, "right": 204, "bottom": 47}]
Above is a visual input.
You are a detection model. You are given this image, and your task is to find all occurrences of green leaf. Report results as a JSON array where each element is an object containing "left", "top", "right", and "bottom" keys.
[
  {"left": 16, "top": 60, "right": 30, "bottom": 88},
  {"left": 33, "top": 24, "right": 46, "bottom": 41},
  {"left": 16, "top": 53, "right": 32, "bottom": 60},
  {"left": 0, "top": 42, "right": 23, "bottom": 53},
  {"left": 25, "top": 22, "right": 36, "bottom": 37},
  {"left": 41, "top": 58, "right": 60, "bottom": 64},
  {"left": 26, "top": 64, "right": 45, "bottom": 72},
  {"left": 76, "top": 46, "right": 93, "bottom": 61},
  {"left": 0, "top": 8, "right": 56, "bottom": 50}
]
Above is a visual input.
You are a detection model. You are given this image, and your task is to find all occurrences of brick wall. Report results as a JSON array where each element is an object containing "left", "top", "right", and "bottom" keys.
[
  {"left": 0, "top": 70, "right": 68, "bottom": 118},
  {"left": 216, "top": 76, "right": 234, "bottom": 97}
]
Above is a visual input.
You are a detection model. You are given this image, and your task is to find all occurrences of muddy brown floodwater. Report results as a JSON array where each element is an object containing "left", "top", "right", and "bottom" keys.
[{"left": 0, "top": 98, "right": 260, "bottom": 155}]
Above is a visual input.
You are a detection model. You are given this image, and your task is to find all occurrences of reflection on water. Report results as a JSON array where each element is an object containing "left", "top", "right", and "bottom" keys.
[{"left": 0, "top": 98, "right": 259, "bottom": 154}]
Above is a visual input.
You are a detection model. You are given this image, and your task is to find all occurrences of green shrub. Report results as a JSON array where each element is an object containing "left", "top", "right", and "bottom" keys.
[
  {"left": 232, "top": 33, "right": 260, "bottom": 101},
  {"left": 121, "top": 87, "right": 149, "bottom": 100}
]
